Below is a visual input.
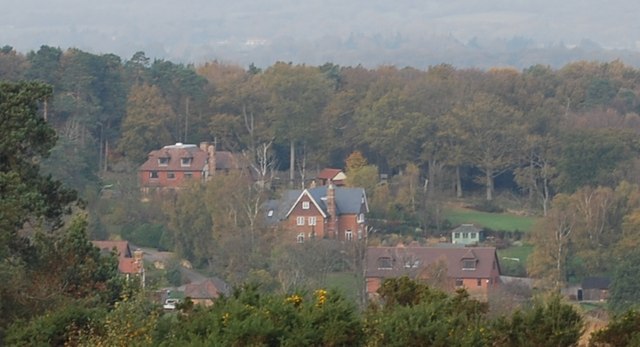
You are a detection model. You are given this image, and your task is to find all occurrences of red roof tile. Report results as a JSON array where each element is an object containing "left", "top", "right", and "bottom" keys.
[
  {"left": 139, "top": 144, "right": 208, "bottom": 172},
  {"left": 184, "top": 279, "right": 222, "bottom": 299},
  {"left": 366, "top": 246, "right": 500, "bottom": 279},
  {"left": 92, "top": 240, "right": 142, "bottom": 275},
  {"left": 317, "top": 168, "right": 343, "bottom": 180}
]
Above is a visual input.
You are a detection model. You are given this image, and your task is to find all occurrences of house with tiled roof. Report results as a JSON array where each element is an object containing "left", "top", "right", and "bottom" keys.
[
  {"left": 365, "top": 245, "right": 501, "bottom": 300},
  {"left": 266, "top": 183, "right": 368, "bottom": 243},
  {"left": 316, "top": 168, "right": 346, "bottom": 186},
  {"left": 92, "top": 240, "right": 145, "bottom": 287},
  {"left": 184, "top": 278, "right": 230, "bottom": 306},
  {"left": 138, "top": 142, "right": 243, "bottom": 191}
]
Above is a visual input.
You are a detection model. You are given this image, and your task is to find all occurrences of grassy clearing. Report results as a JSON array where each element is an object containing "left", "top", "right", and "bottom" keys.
[
  {"left": 444, "top": 207, "right": 540, "bottom": 232},
  {"left": 498, "top": 244, "right": 534, "bottom": 263}
]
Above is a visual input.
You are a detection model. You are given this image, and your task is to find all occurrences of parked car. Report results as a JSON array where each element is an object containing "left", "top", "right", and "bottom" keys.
[{"left": 163, "top": 298, "right": 180, "bottom": 310}]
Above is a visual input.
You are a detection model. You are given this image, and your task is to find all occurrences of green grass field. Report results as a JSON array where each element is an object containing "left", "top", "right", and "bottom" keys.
[
  {"left": 498, "top": 244, "right": 534, "bottom": 263},
  {"left": 444, "top": 207, "right": 540, "bottom": 232}
]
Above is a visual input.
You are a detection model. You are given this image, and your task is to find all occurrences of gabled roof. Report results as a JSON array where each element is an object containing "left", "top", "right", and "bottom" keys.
[
  {"left": 284, "top": 189, "right": 328, "bottom": 218},
  {"left": 92, "top": 240, "right": 141, "bottom": 274},
  {"left": 184, "top": 278, "right": 229, "bottom": 299},
  {"left": 451, "top": 224, "right": 483, "bottom": 234},
  {"left": 280, "top": 185, "right": 369, "bottom": 219},
  {"left": 366, "top": 246, "right": 500, "bottom": 280},
  {"left": 317, "top": 168, "right": 345, "bottom": 180}
]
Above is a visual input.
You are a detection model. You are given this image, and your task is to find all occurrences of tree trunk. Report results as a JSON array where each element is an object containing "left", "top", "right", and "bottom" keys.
[
  {"left": 455, "top": 166, "right": 463, "bottom": 198},
  {"left": 486, "top": 168, "right": 494, "bottom": 201},
  {"left": 556, "top": 241, "right": 563, "bottom": 291},
  {"left": 542, "top": 176, "right": 550, "bottom": 217},
  {"left": 289, "top": 140, "right": 295, "bottom": 188}
]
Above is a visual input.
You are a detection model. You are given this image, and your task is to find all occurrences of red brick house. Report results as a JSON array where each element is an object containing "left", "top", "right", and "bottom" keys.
[
  {"left": 92, "top": 240, "right": 145, "bottom": 287},
  {"left": 138, "top": 142, "right": 242, "bottom": 191},
  {"left": 266, "top": 183, "right": 368, "bottom": 243},
  {"left": 315, "top": 168, "right": 347, "bottom": 186},
  {"left": 365, "top": 246, "right": 501, "bottom": 300}
]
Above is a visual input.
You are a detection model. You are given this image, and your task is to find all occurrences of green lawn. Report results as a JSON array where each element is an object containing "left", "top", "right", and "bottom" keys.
[
  {"left": 444, "top": 207, "right": 540, "bottom": 232},
  {"left": 498, "top": 244, "right": 534, "bottom": 263}
]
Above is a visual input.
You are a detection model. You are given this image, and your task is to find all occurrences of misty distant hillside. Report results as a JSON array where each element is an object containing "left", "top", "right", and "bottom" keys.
[{"left": 2, "top": 0, "right": 640, "bottom": 68}]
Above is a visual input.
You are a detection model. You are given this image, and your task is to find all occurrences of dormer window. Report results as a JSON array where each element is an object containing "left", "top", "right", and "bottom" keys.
[
  {"left": 302, "top": 201, "right": 310, "bottom": 209},
  {"left": 358, "top": 213, "right": 365, "bottom": 223},
  {"left": 158, "top": 157, "right": 170, "bottom": 166},
  {"left": 181, "top": 157, "right": 193, "bottom": 167},
  {"left": 377, "top": 257, "right": 392, "bottom": 270},
  {"left": 462, "top": 259, "right": 477, "bottom": 270},
  {"left": 404, "top": 258, "right": 420, "bottom": 268}
]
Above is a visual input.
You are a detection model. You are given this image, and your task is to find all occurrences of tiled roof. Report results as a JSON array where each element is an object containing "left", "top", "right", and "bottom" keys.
[
  {"left": 317, "top": 168, "right": 343, "bottom": 180},
  {"left": 451, "top": 224, "right": 483, "bottom": 234},
  {"left": 92, "top": 240, "right": 141, "bottom": 274},
  {"left": 581, "top": 276, "right": 610, "bottom": 290},
  {"left": 270, "top": 185, "right": 368, "bottom": 221},
  {"left": 307, "top": 185, "right": 368, "bottom": 215},
  {"left": 184, "top": 278, "right": 229, "bottom": 299},
  {"left": 366, "top": 246, "right": 500, "bottom": 279},
  {"left": 139, "top": 144, "right": 208, "bottom": 172}
]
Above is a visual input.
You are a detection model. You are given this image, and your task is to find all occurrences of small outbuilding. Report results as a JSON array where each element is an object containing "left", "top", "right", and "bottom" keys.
[{"left": 451, "top": 224, "right": 483, "bottom": 245}]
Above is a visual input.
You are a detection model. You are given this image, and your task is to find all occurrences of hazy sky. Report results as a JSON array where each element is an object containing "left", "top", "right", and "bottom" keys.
[{"left": 2, "top": 0, "right": 640, "bottom": 65}]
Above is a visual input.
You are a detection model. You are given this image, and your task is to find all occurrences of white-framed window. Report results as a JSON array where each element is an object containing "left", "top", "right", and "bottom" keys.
[
  {"left": 181, "top": 157, "right": 193, "bottom": 167},
  {"left": 470, "top": 232, "right": 476, "bottom": 239},
  {"left": 296, "top": 216, "right": 305, "bottom": 226},
  {"left": 302, "top": 201, "right": 310, "bottom": 209},
  {"left": 404, "top": 259, "right": 420, "bottom": 269},
  {"left": 308, "top": 216, "right": 317, "bottom": 225},
  {"left": 149, "top": 171, "right": 158, "bottom": 179},
  {"left": 463, "top": 260, "right": 477, "bottom": 270},
  {"left": 462, "top": 232, "right": 469, "bottom": 238},
  {"left": 167, "top": 172, "right": 176, "bottom": 180},
  {"left": 184, "top": 172, "right": 193, "bottom": 179},
  {"left": 345, "top": 230, "right": 353, "bottom": 241},
  {"left": 454, "top": 232, "right": 460, "bottom": 238},
  {"left": 455, "top": 278, "right": 464, "bottom": 288},
  {"left": 357, "top": 213, "right": 365, "bottom": 223},
  {"left": 297, "top": 233, "right": 305, "bottom": 243},
  {"left": 377, "top": 257, "right": 392, "bottom": 270},
  {"left": 158, "top": 157, "right": 170, "bottom": 166}
]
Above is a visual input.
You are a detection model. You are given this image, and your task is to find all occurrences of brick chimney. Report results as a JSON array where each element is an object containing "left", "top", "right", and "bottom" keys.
[
  {"left": 200, "top": 141, "right": 216, "bottom": 180},
  {"left": 326, "top": 181, "right": 337, "bottom": 239},
  {"left": 133, "top": 248, "right": 145, "bottom": 288}
]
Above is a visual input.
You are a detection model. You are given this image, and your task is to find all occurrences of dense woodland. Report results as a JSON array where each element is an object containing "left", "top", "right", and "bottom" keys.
[{"left": 4, "top": 44, "right": 640, "bottom": 344}]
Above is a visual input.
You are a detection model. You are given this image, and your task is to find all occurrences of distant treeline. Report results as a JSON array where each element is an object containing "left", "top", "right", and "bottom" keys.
[{"left": 2, "top": 45, "right": 640, "bottom": 207}]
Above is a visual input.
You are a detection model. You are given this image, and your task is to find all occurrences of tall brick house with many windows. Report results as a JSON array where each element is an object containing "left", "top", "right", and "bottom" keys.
[
  {"left": 266, "top": 183, "right": 368, "bottom": 243},
  {"left": 138, "top": 142, "right": 242, "bottom": 192}
]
